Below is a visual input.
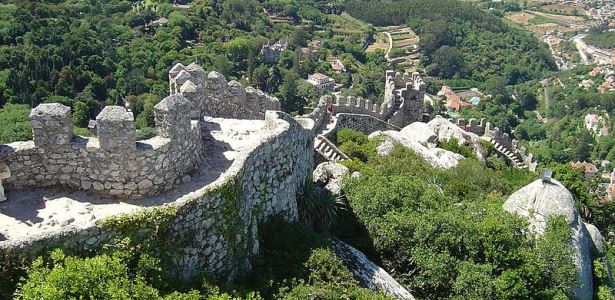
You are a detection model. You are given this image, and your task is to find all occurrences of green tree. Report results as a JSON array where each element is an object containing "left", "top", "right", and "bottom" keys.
[{"left": 72, "top": 101, "right": 89, "bottom": 128}]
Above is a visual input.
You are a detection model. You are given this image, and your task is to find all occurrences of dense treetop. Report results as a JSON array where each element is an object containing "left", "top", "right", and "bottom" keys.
[{"left": 344, "top": 0, "right": 557, "bottom": 84}]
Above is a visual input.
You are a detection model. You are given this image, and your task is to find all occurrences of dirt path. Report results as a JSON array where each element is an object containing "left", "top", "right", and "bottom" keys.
[{"left": 384, "top": 32, "right": 393, "bottom": 62}]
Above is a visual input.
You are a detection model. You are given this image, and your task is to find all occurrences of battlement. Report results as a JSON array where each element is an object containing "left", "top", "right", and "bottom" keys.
[
  {"left": 486, "top": 122, "right": 537, "bottom": 171},
  {"left": 169, "top": 63, "right": 281, "bottom": 120},
  {"left": 456, "top": 118, "right": 487, "bottom": 136},
  {"left": 386, "top": 70, "right": 426, "bottom": 92},
  {"left": 302, "top": 70, "right": 426, "bottom": 132},
  {"left": 0, "top": 95, "right": 203, "bottom": 199}
]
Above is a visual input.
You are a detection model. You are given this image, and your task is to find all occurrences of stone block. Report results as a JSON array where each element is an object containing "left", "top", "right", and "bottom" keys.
[
  {"left": 30, "top": 103, "right": 73, "bottom": 149},
  {"left": 96, "top": 106, "right": 136, "bottom": 152},
  {"left": 154, "top": 94, "right": 191, "bottom": 139}
]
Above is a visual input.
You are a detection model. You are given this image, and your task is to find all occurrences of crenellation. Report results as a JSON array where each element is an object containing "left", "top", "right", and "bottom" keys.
[
  {"left": 348, "top": 96, "right": 356, "bottom": 108},
  {"left": 154, "top": 94, "right": 192, "bottom": 139},
  {"left": 174, "top": 70, "right": 193, "bottom": 94},
  {"left": 29, "top": 103, "right": 73, "bottom": 150},
  {"left": 167, "top": 64, "right": 282, "bottom": 120},
  {"left": 338, "top": 96, "right": 347, "bottom": 106},
  {"left": 96, "top": 106, "right": 136, "bottom": 153},
  {"left": 206, "top": 71, "right": 228, "bottom": 96},
  {"left": 357, "top": 97, "right": 365, "bottom": 109},
  {"left": 228, "top": 80, "right": 246, "bottom": 106},
  {"left": 185, "top": 63, "right": 207, "bottom": 88},
  {"left": 244, "top": 87, "right": 261, "bottom": 112},
  {"left": 1, "top": 62, "right": 315, "bottom": 284},
  {"left": 169, "top": 63, "right": 187, "bottom": 94}
]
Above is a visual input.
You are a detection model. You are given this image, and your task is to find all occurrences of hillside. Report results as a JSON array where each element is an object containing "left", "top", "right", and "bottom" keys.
[
  {"left": 1, "top": 0, "right": 615, "bottom": 299},
  {"left": 344, "top": 0, "right": 557, "bottom": 85}
]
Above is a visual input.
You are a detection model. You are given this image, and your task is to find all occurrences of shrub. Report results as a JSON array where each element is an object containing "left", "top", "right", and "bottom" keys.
[
  {"left": 136, "top": 127, "right": 157, "bottom": 140},
  {"left": 297, "top": 182, "right": 341, "bottom": 232},
  {"left": 342, "top": 146, "right": 576, "bottom": 299},
  {"left": 437, "top": 137, "right": 476, "bottom": 159},
  {"left": 282, "top": 249, "right": 393, "bottom": 300},
  {"left": 15, "top": 249, "right": 160, "bottom": 299},
  {"left": 73, "top": 127, "right": 94, "bottom": 137},
  {"left": 336, "top": 129, "right": 378, "bottom": 162}
]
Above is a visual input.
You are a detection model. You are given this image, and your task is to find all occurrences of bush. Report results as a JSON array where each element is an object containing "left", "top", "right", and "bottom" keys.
[
  {"left": 73, "top": 127, "right": 94, "bottom": 137},
  {"left": 15, "top": 249, "right": 160, "bottom": 299},
  {"left": 336, "top": 128, "right": 368, "bottom": 145},
  {"left": 336, "top": 129, "right": 378, "bottom": 162},
  {"left": 437, "top": 138, "right": 476, "bottom": 160},
  {"left": 136, "top": 127, "right": 157, "bottom": 141},
  {"left": 297, "top": 182, "right": 341, "bottom": 232},
  {"left": 342, "top": 146, "right": 576, "bottom": 299},
  {"left": 282, "top": 249, "right": 393, "bottom": 300}
]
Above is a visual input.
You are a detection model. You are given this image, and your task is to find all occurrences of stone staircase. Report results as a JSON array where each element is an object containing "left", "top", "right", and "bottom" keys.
[
  {"left": 482, "top": 137, "right": 527, "bottom": 169},
  {"left": 314, "top": 135, "right": 349, "bottom": 162}
]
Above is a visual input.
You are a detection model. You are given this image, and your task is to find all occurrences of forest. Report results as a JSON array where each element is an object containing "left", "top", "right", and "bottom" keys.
[
  {"left": 584, "top": 30, "right": 615, "bottom": 49},
  {"left": 0, "top": 0, "right": 384, "bottom": 143},
  {"left": 343, "top": 0, "right": 557, "bottom": 84}
]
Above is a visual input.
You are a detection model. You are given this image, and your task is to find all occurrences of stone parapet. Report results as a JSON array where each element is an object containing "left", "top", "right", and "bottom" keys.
[
  {"left": 169, "top": 63, "right": 281, "bottom": 120},
  {"left": 0, "top": 96, "right": 203, "bottom": 199},
  {"left": 0, "top": 111, "right": 313, "bottom": 282}
]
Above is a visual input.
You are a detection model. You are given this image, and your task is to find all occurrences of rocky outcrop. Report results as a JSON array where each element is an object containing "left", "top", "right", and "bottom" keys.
[
  {"left": 585, "top": 222, "right": 607, "bottom": 257},
  {"left": 313, "top": 162, "right": 349, "bottom": 196},
  {"left": 427, "top": 116, "right": 486, "bottom": 161},
  {"left": 369, "top": 130, "right": 464, "bottom": 169},
  {"left": 333, "top": 240, "right": 415, "bottom": 300},
  {"left": 503, "top": 179, "right": 594, "bottom": 300},
  {"left": 400, "top": 122, "right": 438, "bottom": 148}
]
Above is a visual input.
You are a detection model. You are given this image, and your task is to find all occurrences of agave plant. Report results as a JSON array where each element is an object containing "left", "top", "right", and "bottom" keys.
[{"left": 297, "top": 181, "right": 345, "bottom": 233}]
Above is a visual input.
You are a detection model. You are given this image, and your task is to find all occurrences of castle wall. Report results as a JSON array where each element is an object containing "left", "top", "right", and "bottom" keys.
[
  {"left": 0, "top": 96, "right": 203, "bottom": 200},
  {"left": 324, "top": 113, "right": 401, "bottom": 141},
  {"left": 457, "top": 117, "right": 537, "bottom": 171},
  {"left": 170, "top": 63, "right": 281, "bottom": 120},
  {"left": 0, "top": 111, "right": 314, "bottom": 281},
  {"left": 302, "top": 70, "right": 425, "bottom": 131}
]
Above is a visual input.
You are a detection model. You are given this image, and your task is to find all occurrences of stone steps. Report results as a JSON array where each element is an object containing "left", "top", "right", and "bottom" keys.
[
  {"left": 485, "top": 137, "right": 527, "bottom": 169},
  {"left": 314, "top": 135, "right": 349, "bottom": 162}
]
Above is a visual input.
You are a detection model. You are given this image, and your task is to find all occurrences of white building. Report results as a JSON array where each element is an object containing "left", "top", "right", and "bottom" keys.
[{"left": 307, "top": 73, "right": 336, "bottom": 92}]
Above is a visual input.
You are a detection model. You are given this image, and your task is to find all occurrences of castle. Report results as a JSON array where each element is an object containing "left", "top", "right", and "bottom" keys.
[
  {"left": 0, "top": 62, "right": 535, "bottom": 284},
  {"left": 261, "top": 39, "right": 288, "bottom": 64},
  {"left": 303, "top": 70, "right": 427, "bottom": 136}
]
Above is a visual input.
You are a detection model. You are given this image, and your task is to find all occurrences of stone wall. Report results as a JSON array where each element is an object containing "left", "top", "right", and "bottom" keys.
[
  {"left": 169, "top": 63, "right": 281, "bottom": 120},
  {"left": 457, "top": 117, "right": 537, "bottom": 171},
  {"left": 0, "top": 111, "right": 314, "bottom": 281},
  {"left": 324, "top": 113, "right": 401, "bottom": 141},
  {"left": 302, "top": 70, "right": 425, "bottom": 132},
  {"left": 0, "top": 96, "right": 203, "bottom": 200}
]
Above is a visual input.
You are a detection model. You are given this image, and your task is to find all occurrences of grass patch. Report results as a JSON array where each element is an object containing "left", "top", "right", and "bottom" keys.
[{"left": 584, "top": 31, "right": 615, "bottom": 49}]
